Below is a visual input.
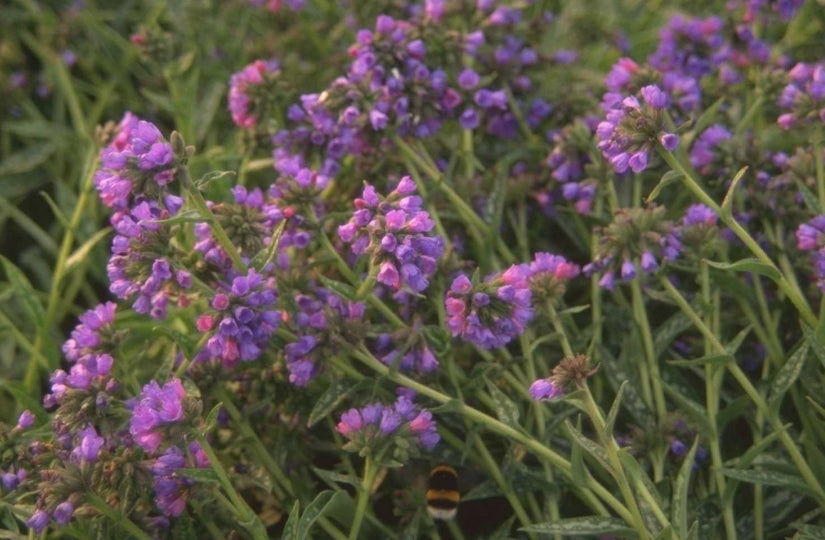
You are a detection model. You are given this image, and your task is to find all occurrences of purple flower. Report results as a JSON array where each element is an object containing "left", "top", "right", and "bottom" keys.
[
  {"left": 108, "top": 201, "right": 191, "bottom": 320},
  {"left": 16, "top": 409, "right": 35, "bottom": 430},
  {"left": 446, "top": 264, "right": 533, "bottom": 349},
  {"left": 529, "top": 379, "right": 563, "bottom": 400},
  {"left": 228, "top": 58, "right": 281, "bottom": 129},
  {"left": 284, "top": 286, "right": 365, "bottom": 386},
  {"left": 597, "top": 83, "right": 679, "bottom": 174},
  {"left": 337, "top": 396, "right": 439, "bottom": 456},
  {"left": 71, "top": 425, "right": 105, "bottom": 463},
  {"left": 53, "top": 501, "right": 74, "bottom": 525},
  {"left": 194, "top": 268, "right": 280, "bottom": 369},
  {"left": 130, "top": 379, "right": 187, "bottom": 454},
  {"left": 338, "top": 179, "right": 443, "bottom": 294},
  {"left": 27, "top": 509, "right": 50, "bottom": 534},
  {"left": 94, "top": 113, "right": 177, "bottom": 210}
]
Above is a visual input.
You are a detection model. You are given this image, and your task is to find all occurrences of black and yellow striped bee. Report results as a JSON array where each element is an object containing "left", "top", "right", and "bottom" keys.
[{"left": 426, "top": 464, "right": 460, "bottom": 521}]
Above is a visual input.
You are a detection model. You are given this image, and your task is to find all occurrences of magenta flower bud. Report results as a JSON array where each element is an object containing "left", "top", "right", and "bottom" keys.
[
  {"left": 54, "top": 501, "right": 74, "bottom": 525},
  {"left": 660, "top": 133, "right": 679, "bottom": 151},
  {"left": 16, "top": 410, "right": 35, "bottom": 430},
  {"left": 27, "top": 509, "right": 49, "bottom": 534}
]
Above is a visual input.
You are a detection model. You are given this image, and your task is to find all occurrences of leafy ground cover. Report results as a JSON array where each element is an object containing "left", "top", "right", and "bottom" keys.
[{"left": 2, "top": 0, "right": 825, "bottom": 538}]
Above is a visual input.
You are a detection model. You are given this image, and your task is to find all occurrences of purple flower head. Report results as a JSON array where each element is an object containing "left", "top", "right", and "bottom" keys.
[
  {"left": 284, "top": 285, "right": 366, "bottom": 386},
  {"left": 777, "top": 62, "right": 825, "bottom": 129},
  {"left": 27, "top": 509, "right": 50, "bottom": 534},
  {"left": 338, "top": 179, "right": 443, "bottom": 294},
  {"left": 590, "top": 206, "right": 676, "bottom": 288},
  {"left": 446, "top": 264, "right": 533, "bottom": 349},
  {"left": 529, "top": 378, "right": 563, "bottom": 400},
  {"left": 129, "top": 378, "right": 188, "bottom": 454},
  {"left": 690, "top": 124, "right": 731, "bottom": 172},
  {"left": 108, "top": 201, "right": 191, "bottom": 320},
  {"left": 94, "top": 113, "right": 177, "bottom": 211},
  {"left": 70, "top": 424, "right": 105, "bottom": 463},
  {"left": 194, "top": 267, "right": 280, "bottom": 369},
  {"left": 16, "top": 409, "right": 35, "bottom": 430},
  {"left": 228, "top": 58, "right": 281, "bottom": 129},
  {"left": 53, "top": 502, "right": 74, "bottom": 526},
  {"left": 598, "top": 84, "right": 679, "bottom": 174},
  {"left": 337, "top": 396, "right": 439, "bottom": 459}
]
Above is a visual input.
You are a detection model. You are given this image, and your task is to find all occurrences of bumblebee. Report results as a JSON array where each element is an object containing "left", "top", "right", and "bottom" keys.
[{"left": 426, "top": 464, "right": 460, "bottom": 520}]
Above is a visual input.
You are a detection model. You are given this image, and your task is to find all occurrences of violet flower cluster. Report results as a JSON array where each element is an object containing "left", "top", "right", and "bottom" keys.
[
  {"left": 338, "top": 176, "right": 443, "bottom": 294},
  {"left": 94, "top": 112, "right": 178, "bottom": 211},
  {"left": 777, "top": 62, "right": 825, "bottom": 130},
  {"left": 284, "top": 285, "right": 366, "bottom": 386},
  {"left": 194, "top": 267, "right": 281, "bottom": 369},
  {"left": 445, "top": 263, "right": 533, "bottom": 349},
  {"left": 336, "top": 393, "right": 439, "bottom": 458},
  {"left": 597, "top": 84, "right": 679, "bottom": 174},
  {"left": 796, "top": 215, "right": 825, "bottom": 291},
  {"left": 584, "top": 205, "right": 681, "bottom": 290},
  {"left": 228, "top": 58, "right": 281, "bottom": 130}
]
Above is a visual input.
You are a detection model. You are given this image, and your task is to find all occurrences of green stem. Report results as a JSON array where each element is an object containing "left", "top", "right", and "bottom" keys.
[
  {"left": 193, "top": 433, "right": 269, "bottom": 540},
  {"left": 659, "top": 275, "right": 825, "bottom": 505},
  {"left": 548, "top": 302, "right": 575, "bottom": 359},
  {"left": 657, "top": 148, "right": 817, "bottom": 326},
  {"left": 699, "top": 263, "right": 737, "bottom": 540},
  {"left": 631, "top": 277, "right": 667, "bottom": 425},
  {"left": 87, "top": 493, "right": 154, "bottom": 540},
  {"left": 473, "top": 437, "right": 535, "bottom": 537},
  {"left": 178, "top": 157, "right": 247, "bottom": 272},
  {"left": 579, "top": 385, "right": 658, "bottom": 540},
  {"left": 351, "top": 346, "right": 631, "bottom": 523},
  {"left": 215, "top": 387, "right": 293, "bottom": 500},
  {"left": 26, "top": 146, "right": 99, "bottom": 394},
  {"left": 349, "top": 456, "right": 377, "bottom": 540}
]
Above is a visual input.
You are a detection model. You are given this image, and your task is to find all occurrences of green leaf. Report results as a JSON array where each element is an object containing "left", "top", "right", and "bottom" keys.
[
  {"left": 805, "top": 324, "right": 825, "bottom": 371},
  {"left": 672, "top": 437, "right": 699, "bottom": 539},
  {"left": 720, "top": 167, "right": 748, "bottom": 217},
  {"left": 195, "top": 170, "right": 236, "bottom": 190},
  {"left": 565, "top": 420, "right": 611, "bottom": 472},
  {"left": 720, "top": 468, "right": 818, "bottom": 496},
  {"left": 661, "top": 382, "right": 711, "bottom": 435},
  {"left": 652, "top": 311, "right": 693, "bottom": 358},
  {"left": 484, "top": 377, "right": 520, "bottom": 429},
  {"left": 724, "top": 325, "right": 752, "bottom": 354},
  {"left": 667, "top": 354, "right": 733, "bottom": 369},
  {"left": 768, "top": 340, "right": 810, "bottom": 411},
  {"left": 604, "top": 381, "right": 627, "bottom": 436},
  {"left": 0, "top": 255, "right": 45, "bottom": 329},
  {"left": 64, "top": 228, "right": 111, "bottom": 273},
  {"left": 317, "top": 275, "right": 357, "bottom": 301},
  {"left": 795, "top": 524, "right": 825, "bottom": 540},
  {"left": 489, "top": 516, "right": 516, "bottom": 540},
  {"left": 0, "top": 380, "right": 47, "bottom": 421},
  {"left": 703, "top": 258, "right": 781, "bottom": 283},
  {"left": 646, "top": 170, "right": 683, "bottom": 203},
  {"left": 461, "top": 479, "right": 502, "bottom": 501},
  {"left": 653, "top": 525, "right": 674, "bottom": 540},
  {"left": 570, "top": 416, "right": 588, "bottom": 487},
  {"left": 599, "top": 346, "right": 652, "bottom": 426},
  {"left": 692, "top": 96, "right": 726, "bottom": 137},
  {"left": 308, "top": 379, "right": 361, "bottom": 427},
  {"left": 295, "top": 491, "right": 347, "bottom": 539},
  {"left": 312, "top": 467, "right": 361, "bottom": 488},
  {"left": 203, "top": 402, "right": 223, "bottom": 431},
  {"left": 177, "top": 468, "right": 221, "bottom": 485},
  {"left": 195, "top": 81, "right": 226, "bottom": 144},
  {"left": 796, "top": 179, "right": 823, "bottom": 215},
  {"left": 0, "top": 142, "right": 56, "bottom": 176},
  {"left": 520, "top": 516, "right": 639, "bottom": 538},
  {"left": 281, "top": 500, "right": 301, "bottom": 540}
]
